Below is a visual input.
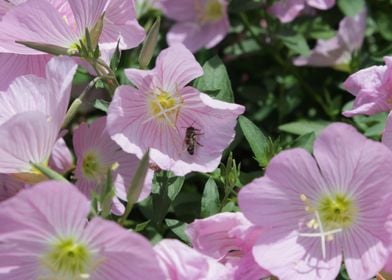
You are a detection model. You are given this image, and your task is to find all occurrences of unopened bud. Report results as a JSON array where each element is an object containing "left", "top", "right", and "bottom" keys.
[
  {"left": 16, "top": 41, "right": 69, "bottom": 56},
  {"left": 138, "top": 17, "right": 160, "bottom": 69}
]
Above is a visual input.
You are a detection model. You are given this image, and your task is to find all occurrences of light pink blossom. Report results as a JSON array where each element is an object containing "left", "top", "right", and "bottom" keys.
[
  {"left": 73, "top": 117, "right": 153, "bottom": 215},
  {"left": 49, "top": 138, "right": 74, "bottom": 174},
  {"left": 0, "top": 56, "right": 77, "bottom": 182},
  {"left": 239, "top": 123, "right": 392, "bottom": 280},
  {"left": 155, "top": 239, "right": 233, "bottom": 280},
  {"left": 187, "top": 212, "right": 270, "bottom": 280},
  {"left": 161, "top": 0, "right": 230, "bottom": 53},
  {"left": 0, "top": 181, "right": 165, "bottom": 279},
  {"left": 294, "top": 10, "right": 366, "bottom": 69},
  {"left": 0, "top": 0, "right": 145, "bottom": 89},
  {"left": 343, "top": 56, "right": 392, "bottom": 117},
  {"left": 107, "top": 44, "right": 244, "bottom": 176},
  {"left": 269, "top": 0, "right": 335, "bottom": 23}
]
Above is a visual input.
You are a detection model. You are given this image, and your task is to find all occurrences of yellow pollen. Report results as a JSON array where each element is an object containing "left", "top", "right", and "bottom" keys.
[
  {"left": 147, "top": 89, "right": 182, "bottom": 127},
  {"left": 82, "top": 152, "right": 105, "bottom": 181},
  {"left": 42, "top": 237, "right": 92, "bottom": 278},
  {"left": 196, "top": 0, "right": 224, "bottom": 24},
  {"left": 318, "top": 193, "right": 356, "bottom": 229}
]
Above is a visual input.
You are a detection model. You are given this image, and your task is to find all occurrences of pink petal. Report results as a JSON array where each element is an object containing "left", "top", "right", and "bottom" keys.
[
  {"left": 154, "top": 44, "right": 204, "bottom": 91},
  {"left": 268, "top": 0, "right": 306, "bottom": 23},
  {"left": 84, "top": 218, "right": 165, "bottom": 279},
  {"left": 252, "top": 229, "right": 342, "bottom": 280},
  {"left": 0, "top": 54, "right": 50, "bottom": 91},
  {"left": 306, "top": 0, "right": 335, "bottom": 9},
  {"left": 160, "top": 0, "right": 197, "bottom": 22},
  {"left": 0, "top": 0, "right": 76, "bottom": 54},
  {"left": 0, "top": 112, "right": 59, "bottom": 173},
  {"left": 100, "top": 0, "right": 145, "bottom": 50},
  {"left": 48, "top": 138, "right": 74, "bottom": 174}
]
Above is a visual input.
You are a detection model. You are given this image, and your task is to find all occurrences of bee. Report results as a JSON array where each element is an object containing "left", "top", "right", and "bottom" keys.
[{"left": 184, "top": 126, "right": 203, "bottom": 155}]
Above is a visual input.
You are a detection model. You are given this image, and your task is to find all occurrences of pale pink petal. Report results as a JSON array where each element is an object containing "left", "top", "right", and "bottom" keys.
[
  {"left": 0, "top": 112, "right": 59, "bottom": 173},
  {"left": 252, "top": 229, "right": 342, "bottom": 280},
  {"left": 382, "top": 112, "right": 392, "bottom": 150},
  {"left": 0, "top": 180, "right": 89, "bottom": 238},
  {"left": 124, "top": 68, "right": 153, "bottom": 89},
  {"left": 338, "top": 10, "right": 366, "bottom": 52},
  {"left": 155, "top": 239, "right": 233, "bottom": 280},
  {"left": 84, "top": 218, "right": 164, "bottom": 279},
  {"left": 48, "top": 138, "right": 74, "bottom": 174},
  {"left": 160, "top": 0, "right": 197, "bottom": 22},
  {"left": 0, "top": 175, "right": 26, "bottom": 202},
  {"left": 343, "top": 228, "right": 390, "bottom": 280},
  {"left": 0, "top": 56, "right": 77, "bottom": 127},
  {"left": 268, "top": 0, "right": 306, "bottom": 23},
  {"left": 0, "top": 0, "right": 76, "bottom": 54},
  {"left": 0, "top": 54, "right": 50, "bottom": 91},
  {"left": 306, "top": 0, "right": 335, "bottom": 9},
  {"left": 167, "top": 19, "right": 229, "bottom": 53},
  {"left": 154, "top": 44, "right": 204, "bottom": 91},
  {"left": 100, "top": 0, "right": 145, "bottom": 50},
  {"left": 343, "top": 61, "right": 391, "bottom": 117},
  {"left": 67, "top": 0, "right": 107, "bottom": 37}
]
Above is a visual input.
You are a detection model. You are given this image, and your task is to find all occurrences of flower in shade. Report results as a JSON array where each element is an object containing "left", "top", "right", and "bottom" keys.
[
  {"left": 0, "top": 174, "right": 27, "bottom": 202},
  {"left": 294, "top": 10, "right": 366, "bottom": 70},
  {"left": 160, "top": 0, "right": 230, "bottom": 53},
  {"left": 107, "top": 44, "right": 244, "bottom": 176},
  {"left": 0, "top": 56, "right": 77, "bottom": 183},
  {"left": 187, "top": 212, "right": 270, "bottom": 280},
  {"left": 154, "top": 239, "right": 233, "bottom": 280},
  {"left": 49, "top": 138, "right": 74, "bottom": 174},
  {"left": 268, "top": 0, "right": 335, "bottom": 23},
  {"left": 343, "top": 56, "right": 392, "bottom": 117},
  {"left": 0, "top": 180, "right": 165, "bottom": 279},
  {"left": 73, "top": 117, "right": 153, "bottom": 215},
  {"left": 0, "top": 0, "right": 145, "bottom": 89},
  {"left": 238, "top": 123, "right": 392, "bottom": 280}
]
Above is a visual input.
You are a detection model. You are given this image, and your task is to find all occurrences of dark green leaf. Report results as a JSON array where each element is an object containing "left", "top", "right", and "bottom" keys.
[
  {"left": 337, "top": 0, "right": 365, "bottom": 16},
  {"left": 201, "top": 178, "right": 220, "bottom": 218},
  {"left": 165, "top": 219, "right": 190, "bottom": 243},
  {"left": 194, "top": 56, "right": 234, "bottom": 102}
]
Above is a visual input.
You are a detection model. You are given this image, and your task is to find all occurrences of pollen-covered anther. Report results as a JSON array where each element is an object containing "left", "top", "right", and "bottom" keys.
[
  {"left": 147, "top": 88, "right": 183, "bottom": 126},
  {"left": 42, "top": 237, "right": 93, "bottom": 278}
]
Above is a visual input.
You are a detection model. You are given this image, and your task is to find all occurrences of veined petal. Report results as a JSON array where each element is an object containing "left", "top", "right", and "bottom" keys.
[
  {"left": 0, "top": 0, "right": 76, "bottom": 54},
  {"left": 0, "top": 112, "right": 59, "bottom": 174},
  {"left": 154, "top": 44, "right": 203, "bottom": 92}
]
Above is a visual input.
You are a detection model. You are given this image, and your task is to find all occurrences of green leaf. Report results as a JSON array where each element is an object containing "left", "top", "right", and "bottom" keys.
[
  {"left": 165, "top": 219, "right": 190, "bottom": 243},
  {"left": 194, "top": 56, "right": 234, "bottom": 102},
  {"left": 152, "top": 172, "right": 185, "bottom": 225},
  {"left": 94, "top": 99, "right": 109, "bottom": 113},
  {"left": 238, "top": 116, "right": 269, "bottom": 166},
  {"left": 279, "top": 120, "right": 330, "bottom": 136},
  {"left": 201, "top": 178, "right": 220, "bottom": 218},
  {"left": 279, "top": 34, "right": 310, "bottom": 55},
  {"left": 134, "top": 220, "right": 150, "bottom": 232},
  {"left": 291, "top": 132, "right": 316, "bottom": 152},
  {"left": 337, "top": 0, "right": 365, "bottom": 16}
]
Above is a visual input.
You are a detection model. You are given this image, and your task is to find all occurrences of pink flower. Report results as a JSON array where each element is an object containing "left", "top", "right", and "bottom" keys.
[
  {"left": 107, "top": 44, "right": 244, "bottom": 176},
  {"left": 0, "top": 56, "right": 77, "bottom": 182},
  {"left": 269, "top": 0, "right": 335, "bottom": 23},
  {"left": 238, "top": 123, "right": 392, "bottom": 280},
  {"left": 187, "top": 212, "right": 270, "bottom": 280},
  {"left": 0, "top": 0, "right": 145, "bottom": 89},
  {"left": 154, "top": 239, "right": 233, "bottom": 280},
  {"left": 0, "top": 180, "right": 165, "bottom": 279},
  {"left": 343, "top": 56, "right": 392, "bottom": 117},
  {"left": 160, "top": 0, "right": 230, "bottom": 53},
  {"left": 294, "top": 10, "right": 366, "bottom": 69},
  {"left": 73, "top": 117, "right": 153, "bottom": 215}
]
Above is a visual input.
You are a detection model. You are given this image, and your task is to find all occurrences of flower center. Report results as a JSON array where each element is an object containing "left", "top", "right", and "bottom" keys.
[
  {"left": 82, "top": 152, "right": 103, "bottom": 180},
  {"left": 42, "top": 237, "right": 92, "bottom": 279},
  {"left": 196, "top": 0, "right": 224, "bottom": 24},
  {"left": 147, "top": 89, "right": 182, "bottom": 127},
  {"left": 318, "top": 193, "right": 356, "bottom": 229}
]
